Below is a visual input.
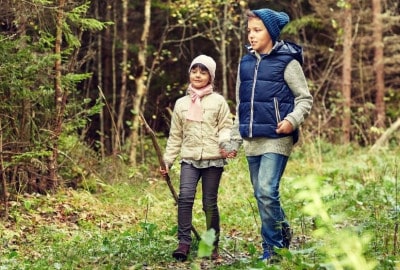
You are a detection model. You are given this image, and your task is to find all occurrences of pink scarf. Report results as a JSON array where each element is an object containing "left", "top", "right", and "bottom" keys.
[{"left": 186, "top": 84, "right": 213, "bottom": 121}]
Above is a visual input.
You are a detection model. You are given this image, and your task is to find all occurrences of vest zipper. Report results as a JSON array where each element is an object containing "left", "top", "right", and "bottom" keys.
[
  {"left": 274, "top": 97, "right": 281, "bottom": 124},
  {"left": 250, "top": 58, "right": 260, "bottom": 137}
]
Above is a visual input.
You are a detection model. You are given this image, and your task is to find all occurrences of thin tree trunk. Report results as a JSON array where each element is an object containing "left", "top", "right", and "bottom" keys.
[
  {"left": 48, "top": 0, "right": 66, "bottom": 191},
  {"left": 115, "top": 0, "right": 129, "bottom": 156},
  {"left": 129, "top": 0, "right": 151, "bottom": 165},
  {"left": 341, "top": 2, "right": 352, "bottom": 144},
  {"left": 95, "top": 1, "right": 105, "bottom": 159},
  {"left": 101, "top": 0, "right": 113, "bottom": 154},
  {"left": 220, "top": 2, "right": 228, "bottom": 99},
  {"left": 111, "top": 1, "right": 118, "bottom": 155},
  {"left": 372, "top": 0, "right": 385, "bottom": 128}
]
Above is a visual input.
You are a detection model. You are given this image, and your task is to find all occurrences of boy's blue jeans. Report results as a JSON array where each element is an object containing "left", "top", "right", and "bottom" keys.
[{"left": 246, "top": 153, "right": 289, "bottom": 254}]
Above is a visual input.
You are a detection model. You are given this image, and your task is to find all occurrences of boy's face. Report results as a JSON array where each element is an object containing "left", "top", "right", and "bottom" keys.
[{"left": 247, "top": 17, "right": 273, "bottom": 54}]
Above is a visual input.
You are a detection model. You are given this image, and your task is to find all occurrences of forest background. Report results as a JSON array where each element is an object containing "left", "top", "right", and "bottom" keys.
[{"left": 0, "top": 0, "right": 399, "bottom": 269}]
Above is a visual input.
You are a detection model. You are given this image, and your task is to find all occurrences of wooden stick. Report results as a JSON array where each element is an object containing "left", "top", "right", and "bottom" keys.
[
  {"left": 140, "top": 114, "right": 201, "bottom": 241},
  {"left": 0, "top": 119, "right": 9, "bottom": 218}
]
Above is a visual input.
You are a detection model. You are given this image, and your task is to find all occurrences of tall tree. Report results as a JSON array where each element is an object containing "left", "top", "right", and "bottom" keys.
[
  {"left": 371, "top": 0, "right": 385, "bottom": 128},
  {"left": 95, "top": 1, "right": 105, "bottom": 158},
  {"left": 99, "top": 0, "right": 115, "bottom": 155},
  {"left": 49, "top": 0, "right": 67, "bottom": 190},
  {"left": 129, "top": 0, "right": 151, "bottom": 166},
  {"left": 341, "top": 0, "right": 353, "bottom": 143},
  {"left": 115, "top": 0, "right": 129, "bottom": 156}
]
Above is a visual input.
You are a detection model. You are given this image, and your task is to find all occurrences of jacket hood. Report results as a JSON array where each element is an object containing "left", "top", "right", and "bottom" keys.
[{"left": 245, "top": 40, "right": 304, "bottom": 65}]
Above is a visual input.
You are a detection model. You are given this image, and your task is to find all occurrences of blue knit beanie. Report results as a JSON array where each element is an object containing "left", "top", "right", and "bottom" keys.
[{"left": 252, "top": 8, "right": 289, "bottom": 43}]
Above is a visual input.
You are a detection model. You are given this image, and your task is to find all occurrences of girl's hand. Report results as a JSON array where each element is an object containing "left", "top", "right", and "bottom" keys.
[
  {"left": 159, "top": 163, "right": 169, "bottom": 176},
  {"left": 276, "top": 120, "right": 294, "bottom": 134},
  {"left": 220, "top": 148, "right": 237, "bottom": 158},
  {"left": 227, "top": 150, "right": 237, "bottom": 158},
  {"left": 220, "top": 148, "right": 229, "bottom": 158}
]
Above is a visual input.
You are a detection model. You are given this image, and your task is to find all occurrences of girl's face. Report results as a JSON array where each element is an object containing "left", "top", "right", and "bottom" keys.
[
  {"left": 247, "top": 17, "right": 273, "bottom": 54},
  {"left": 189, "top": 66, "right": 211, "bottom": 89}
]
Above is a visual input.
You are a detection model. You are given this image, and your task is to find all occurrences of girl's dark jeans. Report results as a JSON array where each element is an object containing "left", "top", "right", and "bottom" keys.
[{"left": 177, "top": 162, "right": 223, "bottom": 246}]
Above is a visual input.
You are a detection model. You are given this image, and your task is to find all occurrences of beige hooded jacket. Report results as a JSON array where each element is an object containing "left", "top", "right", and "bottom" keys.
[{"left": 163, "top": 92, "right": 233, "bottom": 166}]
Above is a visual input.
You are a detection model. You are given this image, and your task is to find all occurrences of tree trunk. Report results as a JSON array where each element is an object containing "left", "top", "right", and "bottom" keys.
[
  {"left": 341, "top": 2, "right": 352, "bottom": 144},
  {"left": 115, "top": 0, "right": 129, "bottom": 156},
  {"left": 111, "top": 1, "right": 118, "bottom": 155},
  {"left": 220, "top": 2, "right": 228, "bottom": 99},
  {"left": 49, "top": 0, "right": 66, "bottom": 191},
  {"left": 95, "top": 1, "right": 105, "bottom": 159},
  {"left": 129, "top": 0, "right": 151, "bottom": 165},
  {"left": 372, "top": 0, "right": 385, "bottom": 128},
  {"left": 100, "top": 0, "right": 113, "bottom": 155}
]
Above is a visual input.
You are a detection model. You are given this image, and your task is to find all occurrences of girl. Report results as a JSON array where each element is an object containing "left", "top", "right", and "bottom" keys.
[{"left": 161, "top": 55, "right": 233, "bottom": 261}]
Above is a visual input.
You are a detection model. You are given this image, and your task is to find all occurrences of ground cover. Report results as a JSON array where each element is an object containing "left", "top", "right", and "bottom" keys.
[{"left": 0, "top": 142, "right": 399, "bottom": 269}]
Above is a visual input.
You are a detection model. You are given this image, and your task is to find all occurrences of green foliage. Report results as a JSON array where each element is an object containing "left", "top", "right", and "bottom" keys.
[
  {"left": 1, "top": 142, "right": 399, "bottom": 269},
  {"left": 0, "top": 35, "right": 56, "bottom": 176},
  {"left": 67, "top": 3, "right": 112, "bottom": 31},
  {"left": 1, "top": 227, "right": 173, "bottom": 269},
  {"left": 0, "top": 0, "right": 111, "bottom": 194},
  {"left": 284, "top": 15, "right": 324, "bottom": 35},
  {"left": 198, "top": 229, "right": 216, "bottom": 258},
  {"left": 385, "top": 88, "right": 400, "bottom": 121},
  {"left": 62, "top": 2, "right": 111, "bottom": 48}
]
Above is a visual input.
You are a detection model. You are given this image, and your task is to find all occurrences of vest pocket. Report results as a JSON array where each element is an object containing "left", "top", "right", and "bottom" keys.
[{"left": 274, "top": 98, "right": 281, "bottom": 123}]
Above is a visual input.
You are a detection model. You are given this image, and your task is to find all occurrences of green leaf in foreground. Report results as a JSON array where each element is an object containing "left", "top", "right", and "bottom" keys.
[{"left": 197, "top": 229, "right": 216, "bottom": 258}]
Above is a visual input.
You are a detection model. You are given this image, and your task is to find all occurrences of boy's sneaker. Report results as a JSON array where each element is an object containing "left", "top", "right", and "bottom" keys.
[
  {"left": 282, "top": 223, "right": 292, "bottom": 248},
  {"left": 259, "top": 249, "right": 271, "bottom": 261},
  {"left": 259, "top": 250, "right": 281, "bottom": 264},
  {"left": 172, "top": 243, "right": 190, "bottom": 261}
]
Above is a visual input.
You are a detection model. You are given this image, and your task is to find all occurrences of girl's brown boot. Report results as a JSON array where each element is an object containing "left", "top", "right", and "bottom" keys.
[{"left": 172, "top": 243, "right": 190, "bottom": 261}]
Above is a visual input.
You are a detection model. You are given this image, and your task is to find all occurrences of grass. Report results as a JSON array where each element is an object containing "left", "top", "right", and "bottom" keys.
[{"left": 0, "top": 140, "right": 399, "bottom": 269}]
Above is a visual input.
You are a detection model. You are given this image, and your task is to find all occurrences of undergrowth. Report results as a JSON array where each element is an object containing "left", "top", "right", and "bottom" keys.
[{"left": 0, "top": 140, "right": 399, "bottom": 269}]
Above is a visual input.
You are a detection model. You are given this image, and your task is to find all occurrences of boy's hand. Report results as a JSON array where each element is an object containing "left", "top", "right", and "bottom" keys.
[{"left": 276, "top": 120, "right": 294, "bottom": 134}]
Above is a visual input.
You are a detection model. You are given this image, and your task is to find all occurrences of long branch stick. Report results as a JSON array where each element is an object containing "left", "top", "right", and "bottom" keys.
[
  {"left": 140, "top": 114, "right": 200, "bottom": 241},
  {"left": 0, "top": 119, "right": 8, "bottom": 218}
]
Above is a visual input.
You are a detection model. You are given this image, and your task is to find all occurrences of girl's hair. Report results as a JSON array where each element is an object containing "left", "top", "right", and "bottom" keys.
[{"left": 190, "top": 63, "right": 210, "bottom": 73}]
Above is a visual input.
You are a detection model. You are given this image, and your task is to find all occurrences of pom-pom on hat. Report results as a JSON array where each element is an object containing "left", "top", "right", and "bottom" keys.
[
  {"left": 252, "top": 8, "right": 289, "bottom": 44},
  {"left": 189, "top": 55, "right": 216, "bottom": 82}
]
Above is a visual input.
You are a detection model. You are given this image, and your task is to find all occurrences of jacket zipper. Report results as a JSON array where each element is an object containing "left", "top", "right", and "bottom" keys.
[
  {"left": 274, "top": 97, "right": 281, "bottom": 123},
  {"left": 249, "top": 58, "right": 260, "bottom": 137}
]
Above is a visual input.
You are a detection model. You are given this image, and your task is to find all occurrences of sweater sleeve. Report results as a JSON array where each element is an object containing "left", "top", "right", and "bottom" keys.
[
  {"left": 230, "top": 64, "right": 243, "bottom": 151},
  {"left": 284, "top": 60, "right": 313, "bottom": 129},
  {"left": 217, "top": 97, "right": 233, "bottom": 147}
]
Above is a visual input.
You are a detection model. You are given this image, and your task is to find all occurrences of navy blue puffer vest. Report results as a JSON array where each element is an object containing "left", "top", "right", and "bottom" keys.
[{"left": 238, "top": 41, "right": 302, "bottom": 142}]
